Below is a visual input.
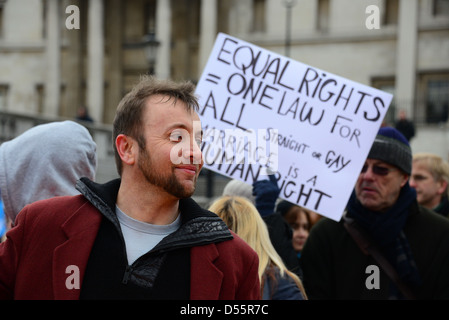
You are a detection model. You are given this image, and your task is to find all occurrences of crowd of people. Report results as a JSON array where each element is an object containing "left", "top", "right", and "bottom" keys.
[{"left": 1, "top": 76, "right": 449, "bottom": 300}]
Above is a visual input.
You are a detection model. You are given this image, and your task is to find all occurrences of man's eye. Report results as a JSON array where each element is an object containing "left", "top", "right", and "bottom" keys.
[{"left": 170, "top": 133, "right": 183, "bottom": 142}]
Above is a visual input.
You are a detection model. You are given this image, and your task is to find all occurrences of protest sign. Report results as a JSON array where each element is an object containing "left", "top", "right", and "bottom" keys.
[{"left": 195, "top": 33, "right": 393, "bottom": 221}]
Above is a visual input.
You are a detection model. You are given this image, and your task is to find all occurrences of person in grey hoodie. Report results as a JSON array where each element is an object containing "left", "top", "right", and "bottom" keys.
[{"left": 0, "top": 120, "right": 97, "bottom": 229}]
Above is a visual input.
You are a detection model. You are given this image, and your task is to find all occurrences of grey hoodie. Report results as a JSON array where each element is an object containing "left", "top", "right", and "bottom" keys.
[{"left": 0, "top": 120, "right": 97, "bottom": 223}]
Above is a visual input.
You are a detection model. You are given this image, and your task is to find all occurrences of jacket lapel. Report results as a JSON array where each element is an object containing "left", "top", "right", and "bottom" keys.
[
  {"left": 52, "top": 203, "right": 102, "bottom": 299},
  {"left": 190, "top": 243, "right": 223, "bottom": 300}
]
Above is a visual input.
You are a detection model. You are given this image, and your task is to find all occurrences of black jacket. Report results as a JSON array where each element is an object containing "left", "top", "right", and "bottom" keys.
[
  {"left": 77, "top": 178, "right": 234, "bottom": 299},
  {"left": 300, "top": 204, "right": 449, "bottom": 299}
]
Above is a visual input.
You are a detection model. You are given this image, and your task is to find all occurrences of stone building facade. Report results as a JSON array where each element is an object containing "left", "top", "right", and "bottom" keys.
[{"left": 0, "top": 0, "right": 448, "bottom": 159}]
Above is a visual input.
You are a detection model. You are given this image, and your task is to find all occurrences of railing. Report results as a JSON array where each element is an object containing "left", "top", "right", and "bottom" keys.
[{"left": 0, "top": 110, "right": 119, "bottom": 184}]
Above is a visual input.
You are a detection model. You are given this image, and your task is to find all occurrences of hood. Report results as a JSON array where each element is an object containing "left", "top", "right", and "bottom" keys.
[{"left": 0, "top": 120, "right": 97, "bottom": 223}]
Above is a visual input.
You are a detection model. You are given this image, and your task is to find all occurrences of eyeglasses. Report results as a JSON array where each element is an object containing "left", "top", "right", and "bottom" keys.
[{"left": 361, "top": 164, "right": 397, "bottom": 176}]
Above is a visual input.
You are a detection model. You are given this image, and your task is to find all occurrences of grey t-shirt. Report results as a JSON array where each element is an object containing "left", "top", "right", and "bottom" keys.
[{"left": 116, "top": 205, "right": 181, "bottom": 265}]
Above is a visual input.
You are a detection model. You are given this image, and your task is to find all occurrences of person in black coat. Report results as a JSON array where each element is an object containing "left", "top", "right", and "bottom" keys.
[
  {"left": 300, "top": 127, "right": 449, "bottom": 299},
  {"left": 395, "top": 109, "right": 415, "bottom": 142}
]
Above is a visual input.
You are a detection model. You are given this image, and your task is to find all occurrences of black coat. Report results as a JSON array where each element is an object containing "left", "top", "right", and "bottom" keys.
[{"left": 300, "top": 204, "right": 449, "bottom": 299}]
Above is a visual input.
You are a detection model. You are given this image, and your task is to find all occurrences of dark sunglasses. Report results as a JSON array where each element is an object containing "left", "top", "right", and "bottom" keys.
[{"left": 361, "top": 164, "right": 397, "bottom": 176}]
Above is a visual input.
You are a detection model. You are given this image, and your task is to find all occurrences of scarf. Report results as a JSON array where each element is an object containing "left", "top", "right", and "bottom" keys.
[
  {"left": 346, "top": 183, "right": 421, "bottom": 298},
  {"left": 434, "top": 196, "right": 449, "bottom": 218}
]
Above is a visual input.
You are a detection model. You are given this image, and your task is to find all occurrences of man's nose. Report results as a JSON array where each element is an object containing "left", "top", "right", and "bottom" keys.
[{"left": 191, "top": 140, "right": 203, "bottom": 165}]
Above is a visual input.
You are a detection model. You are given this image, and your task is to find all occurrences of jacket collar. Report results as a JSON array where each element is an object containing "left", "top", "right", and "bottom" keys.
[
  {"left": 59, "top": 178, "right": 233, "bottom": 300},
  {"left": 75, "top": 177, "right": 233, "bottom": 253}
]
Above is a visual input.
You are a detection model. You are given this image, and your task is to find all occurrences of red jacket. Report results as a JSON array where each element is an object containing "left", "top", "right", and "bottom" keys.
[{"left": 0, "top": 194, "right": 260, "bottom": 300}]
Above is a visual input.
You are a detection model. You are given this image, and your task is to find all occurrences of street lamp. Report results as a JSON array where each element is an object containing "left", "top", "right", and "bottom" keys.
[
  {"left": 141, "top": 32, "right": 160, "bottom": 75},
  {"left": 283, "top": 0, "right": 297, "bottom": 57}
]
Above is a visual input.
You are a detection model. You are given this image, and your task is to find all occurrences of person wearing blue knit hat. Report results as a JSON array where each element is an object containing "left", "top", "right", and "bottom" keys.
[{"left": 300, "top": 126, "right": 449, "bottom": 300}]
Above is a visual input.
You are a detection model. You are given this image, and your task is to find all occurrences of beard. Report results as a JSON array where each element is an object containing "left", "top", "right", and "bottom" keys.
[{"left": 137, "top": 145, "right": 196, "bottom": 199}]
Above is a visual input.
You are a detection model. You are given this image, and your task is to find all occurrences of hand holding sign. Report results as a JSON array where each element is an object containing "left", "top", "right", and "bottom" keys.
[
  {"left": 252, "top": 175, "right": 280, "bottom": 217},
  {"left": 196, "top": 33, "right": 392, "bottom": 221}
]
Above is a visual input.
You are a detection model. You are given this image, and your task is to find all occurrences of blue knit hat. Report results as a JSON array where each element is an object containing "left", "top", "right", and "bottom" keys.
[{"left": 367, "top": 126, "right": 412, "bottom": 175}]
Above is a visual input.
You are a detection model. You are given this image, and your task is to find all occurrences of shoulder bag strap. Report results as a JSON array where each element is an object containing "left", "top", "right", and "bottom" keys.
[{"left": 343, "top": 215, "right": 416, "bottom": 300}]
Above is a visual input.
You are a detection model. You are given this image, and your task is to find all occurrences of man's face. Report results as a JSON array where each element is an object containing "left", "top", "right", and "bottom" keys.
[
  {"left": 137, "top": 95, "right": 203, "bottom": 199},
  {"left": 410, "top": 160, "right": 445, "bottom": 209},
  {"left": 355, "top": 159, "right": 409, "bottom": 212}
]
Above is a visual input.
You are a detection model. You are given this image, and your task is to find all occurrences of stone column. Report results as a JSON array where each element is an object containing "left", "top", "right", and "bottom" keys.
[
  {"left": 198, "top": 0, "right": 217, "bottom": 77},
  {"left": 395, "top": 0, "right": 418, "bottom": 118},
  {"left": 87, "top": 0, "right": 104, "bottom": 122},
  {"left": 155, "top": 0, "right": 171, "bottom": 79},
  {"left": 44, "top": 0, "right": 61, "bottom": 116}
]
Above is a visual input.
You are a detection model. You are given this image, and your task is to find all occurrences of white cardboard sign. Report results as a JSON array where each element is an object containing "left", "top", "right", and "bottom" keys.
[{"left": 195, "top": 33, "right": 392, "bottom": 221}]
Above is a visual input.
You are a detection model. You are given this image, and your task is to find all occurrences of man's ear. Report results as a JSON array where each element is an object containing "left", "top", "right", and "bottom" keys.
[
  {"left": 401, "top": 173, "right": 409, "bottom": 188},
  {"left": 115, "top": 134, "right": 136, "bottom": 166},
  {"left": 437, "top": 180, "right": 448, "bottom": 196}
]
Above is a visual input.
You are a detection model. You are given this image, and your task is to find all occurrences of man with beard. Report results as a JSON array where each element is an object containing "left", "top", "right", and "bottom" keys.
[
  {"left": 0, "top": 76, "right": 260, "bottom": 300},
  {"left": 300, "top": 127, "right": 449, "bottom": 299}
]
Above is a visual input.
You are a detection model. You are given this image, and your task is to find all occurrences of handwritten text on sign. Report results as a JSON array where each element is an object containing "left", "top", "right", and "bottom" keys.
[{"left": 195, "top": 33, "right": 392, "bottom": 221}]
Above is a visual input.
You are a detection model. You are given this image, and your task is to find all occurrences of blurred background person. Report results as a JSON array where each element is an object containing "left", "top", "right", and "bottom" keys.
[
  {"left": 301, "top": 127, "right": 449, "bottom": 299},
  {"left": 395, "top": 109, "right": 415, "bottom": 142},
  {"left": 76, "top": 105, "right": 94, "bottom": 123},
  {"left": 209, "top": 195, "right": 307, "bottom": 300},
  {"left": 0, "top": 121, "right": 97, "bottom": 228},
  {"left": 410, "top": 152, "right": 449, "bottom": 217},
  {"left": 222, "top": 177, "right": 302, "bottom": 278},
  {"left": 276, "top": 200, "right": 312, "bottom": 259}
]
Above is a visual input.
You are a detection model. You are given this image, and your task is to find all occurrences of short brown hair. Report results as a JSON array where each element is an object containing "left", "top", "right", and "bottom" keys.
[{"left": 112, "top": 76, "right": 199, "bottom": 175}]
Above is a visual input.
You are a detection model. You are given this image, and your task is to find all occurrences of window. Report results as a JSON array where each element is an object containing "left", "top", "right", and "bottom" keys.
[
  {"left": 425, "top": 78, "right": 449, "bottom": 123},
  {"left": 35, "top": 84, "right": 44, "bottom": 114},
  {"left": 144, "top": 0, "right": 157, "bottom": 34},
  {"left": 372, "top": 78, "right": 396, "bottom": 126},
  {"left": 252, "top": 0, "right": 266, "bottom": 33},
  {"left": 317, "top": 0, "right": 329, "bottom": 32},
  {"left": 433, "top": 0, "right": 449, "bottom": 16},
  {"left": 0, "top": 85, "right": 8, "bottom": 110},
  {"left": 383, "top": 0, "right": 398, "bottom": 25},
  {"left": 0, "top": 0, "right": 5, "bottom": 38}
]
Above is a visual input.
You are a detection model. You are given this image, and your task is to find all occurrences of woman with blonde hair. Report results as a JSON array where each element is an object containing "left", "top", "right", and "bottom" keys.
[{"left": 209, "top": 196, "right": 307, "bottom": 300}]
